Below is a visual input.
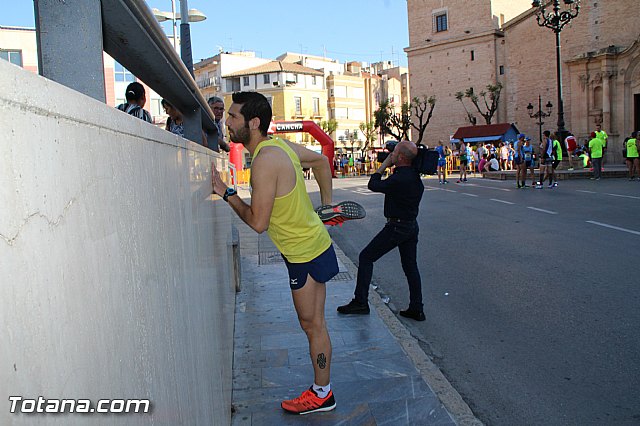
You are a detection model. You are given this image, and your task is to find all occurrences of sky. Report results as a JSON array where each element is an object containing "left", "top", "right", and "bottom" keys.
[{"left": 4, "top": 0, "right": 410, "bottom": 67}]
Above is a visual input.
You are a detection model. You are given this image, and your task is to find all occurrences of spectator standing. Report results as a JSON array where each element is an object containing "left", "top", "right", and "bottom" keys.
[
  {"left": 499, "top": 142, "right": 509, "bottom": 170},
  {"left": 565, "top": 132, "right": 577, "bottom": 170},
  {"left": 523, "top": 137, "right": 535, "bottom": 187},
  {"left": 116, "top": 82, "right": 152, "bottom": 123},
  {"left": 595, "top": 123, "right": 608, "bottom": 170},
  {"left": 625, "top": 132, "right": 639, "bottom": 180},
  {"left": 536, "top": 131, "right": 555, "bottom": 189},
  {"left": 588, "top": 131, "right": 605, "bottom": 180},
  {"left": 207, "top": 96, "right": 231, "bottom": 152},
  {"left": 551, "top": 134, "right": 562, "bottom": 187},
  {"left": 477, "top": 143, "right": 485, "bottom": 162},
  {"left": 468, "top": 144, "right": 476, "bottom": 175},
  {"left": 514, "top": 134, "right": 526, "bottom": 188},
  {"left": 435, "top": 140, "right": 450, "bottom": 184},
  {"left": 507, "top": 142, "right": 515, "bottom": 171},
  {"left": 457, "top": 139, "right": 469, "bottom": 183}
]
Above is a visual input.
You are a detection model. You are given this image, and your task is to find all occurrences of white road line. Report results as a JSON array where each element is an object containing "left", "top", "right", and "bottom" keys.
[
  {"left": 527, "top": 207, "right": 558, "bottom": 215},
  {"left": 605, "top": 193, "right": 640, "bottom": 200},
  {"left": 586, "top": 220, "right": 640, "bottom": 236},
  {"left": 491, "top": 199, "right": 515, "bottom": 205},
  {"left": 441, "top": 189, "right": 457, "bottom": 193},
  {"left": 465, "top": 183, "right": 511, "bottom": 192},
  {"left": 351, "top": 191, "right": 379, "bottom": 196},
  {"left": 576, "top": 190, "right": 596, "bottom": 194},
  {"left": 461, "top": 193, "right": 479, "bottom": 197}
]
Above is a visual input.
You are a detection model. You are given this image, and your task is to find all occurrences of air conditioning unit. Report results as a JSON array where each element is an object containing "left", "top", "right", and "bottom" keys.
[{"left": 273, "top": 81, "right": 280, "bottom": 87}]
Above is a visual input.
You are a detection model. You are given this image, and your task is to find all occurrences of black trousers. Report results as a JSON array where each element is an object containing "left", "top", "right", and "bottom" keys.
[
  {"left": 592, "top": 157, "right": 602, "bottom": 179},
  {"left": 354, "top": 220, "right": 423, "bottom": 311}
]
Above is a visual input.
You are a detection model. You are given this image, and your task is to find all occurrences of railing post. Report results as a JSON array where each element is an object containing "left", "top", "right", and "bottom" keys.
[
  {"left": 182, "top": 106, "right": 203, "bottom": 145},
  {"left": 34, "top": 0, "right": 106, "bottom": 102}
]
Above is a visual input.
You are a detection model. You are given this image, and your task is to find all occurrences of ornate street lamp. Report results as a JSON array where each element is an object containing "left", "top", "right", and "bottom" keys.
[
  {"left": 531, "top": 0, "right": 581, "bottom": 140},
  {"left": 527, "top": 95, "right": 553, "bottom": 143}
]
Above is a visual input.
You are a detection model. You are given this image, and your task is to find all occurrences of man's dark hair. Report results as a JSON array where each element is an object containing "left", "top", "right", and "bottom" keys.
[
  {"left": 632, "top": 131, "right": 638, "bottom": 138},
  {"left": 543, "top": 130, "right": 551, "bottom": 137},
  {"left": 125, "top": 82, "right": 146, "bottom": 102},
  {"left": 232, "top": 91, "right": 272, "bottom": 136}
]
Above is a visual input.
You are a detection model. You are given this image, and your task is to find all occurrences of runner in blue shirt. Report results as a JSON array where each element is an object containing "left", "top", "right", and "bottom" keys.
[{"left": 435, "top": 140, "right": 450, "bottom": 184}]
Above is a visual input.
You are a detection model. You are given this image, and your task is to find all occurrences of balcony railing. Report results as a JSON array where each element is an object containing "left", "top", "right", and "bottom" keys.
[{"left": 197, "top": 76, "right": 219, "bottom": 89}]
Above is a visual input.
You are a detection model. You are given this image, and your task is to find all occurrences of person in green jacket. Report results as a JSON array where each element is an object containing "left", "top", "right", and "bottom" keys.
[
  {"left": 625, "top": 131, "right": 639, "bottom": 181},
  {"left": 588, "top": 132, "right": 605, "bottom": 180},
  {"left": 595, "top": 123, "right": 608, "bottom": 170},
  {"left": 552, "top": 136, "right": 563, "bottom": 187}
]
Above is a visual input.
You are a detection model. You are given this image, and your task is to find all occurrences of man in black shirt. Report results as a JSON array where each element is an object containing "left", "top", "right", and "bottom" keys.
[{"left": 337, "top": 141, "right": 426, "bottom": 321}]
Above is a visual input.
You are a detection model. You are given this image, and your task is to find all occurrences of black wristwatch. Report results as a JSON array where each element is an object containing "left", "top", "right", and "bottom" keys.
[{"left": 223, "top": 187, "right": 237, "bottom": 202}]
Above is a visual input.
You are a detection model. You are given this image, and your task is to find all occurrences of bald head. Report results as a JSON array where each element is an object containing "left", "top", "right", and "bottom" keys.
[{"left": 393, "top": 141, "right": 417, "bottom": 166}]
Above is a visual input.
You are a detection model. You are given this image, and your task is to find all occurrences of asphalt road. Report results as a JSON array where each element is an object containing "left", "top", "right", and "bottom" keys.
[{"left": 311, "top": 175, "right": 640, "bottom": 426}]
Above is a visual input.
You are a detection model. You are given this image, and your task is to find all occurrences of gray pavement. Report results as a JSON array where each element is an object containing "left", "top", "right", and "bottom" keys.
[
  {"left": 327, "top": 174, "right": 640, "bottom": 425},
  {"left": 230, "top": 206, "right": 468, "bottom": 425}
]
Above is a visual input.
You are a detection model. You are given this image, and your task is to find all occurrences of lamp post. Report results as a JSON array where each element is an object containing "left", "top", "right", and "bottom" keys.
[
  {"left": 531, "top": 0, "right": 581, "bottom": 142},
  {"left": 151, "top": 1, "right": 206, "bottom": 76},
  {"left": 527, "top": 95, "right": 553, "bottom": 144}
]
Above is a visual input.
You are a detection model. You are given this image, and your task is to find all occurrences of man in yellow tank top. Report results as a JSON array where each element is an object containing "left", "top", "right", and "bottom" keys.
[{"left": 212, "top": 92, "right": 338, "bottom": 415}]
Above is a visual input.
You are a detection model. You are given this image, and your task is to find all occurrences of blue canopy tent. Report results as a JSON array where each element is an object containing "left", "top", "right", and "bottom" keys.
[{"left": 451, "top": 123, "right": 520, "bottom": 145}]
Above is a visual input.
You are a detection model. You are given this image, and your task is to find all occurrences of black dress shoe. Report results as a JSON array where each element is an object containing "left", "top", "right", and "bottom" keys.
[
  {"left": 399, "top": 309, "right": 426, "bottom": 321},
  {"left": 337, "top": 299, "right": 370, "bottom": 315}
]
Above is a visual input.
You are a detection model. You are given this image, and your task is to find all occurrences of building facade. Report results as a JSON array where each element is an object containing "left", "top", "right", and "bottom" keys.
[
  {"left": 220, "top": 60, "right": 328, "bottom": 145},
  {"left": 0, "top": 25, "right": 166, "bottom": 124},
  {"left": 194, "top": 51, "right": 271, "bottom": 101},
  {"left": 406, "top": 0, "right": 640, "bottom": 161}
]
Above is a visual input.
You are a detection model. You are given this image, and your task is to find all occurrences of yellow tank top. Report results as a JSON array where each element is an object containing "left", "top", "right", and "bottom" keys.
[{"left": 253, "top": 137, "right": 331, "bottom": 263}]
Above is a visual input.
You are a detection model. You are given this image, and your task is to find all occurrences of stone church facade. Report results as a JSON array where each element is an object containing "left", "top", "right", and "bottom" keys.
[{"left": 406, "top": 0, "right": 640, "bottom": 162}]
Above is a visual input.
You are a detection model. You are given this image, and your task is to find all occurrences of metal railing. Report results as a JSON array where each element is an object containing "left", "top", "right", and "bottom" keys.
[
  {"left": 197, "top": 76, "right": 219, "bottom": 89},
  {"left": 33, "top": 0, "right": 220, "bottom": 151}
]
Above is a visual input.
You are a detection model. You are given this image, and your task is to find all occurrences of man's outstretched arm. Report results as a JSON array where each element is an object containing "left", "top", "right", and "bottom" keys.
[
  {"left": 285, "top": 140, "right": 333, "bottom": 206},
  {"left": 212, "top": 156, "right": 276, "bottom": 233}
]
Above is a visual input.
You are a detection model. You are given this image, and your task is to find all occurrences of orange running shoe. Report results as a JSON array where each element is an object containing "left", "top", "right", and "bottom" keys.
[
  {"left": 281, "top": 387, "right": 336, "bottom": 415},
  {"left": 315, "top": 201, "right": 366, "bottom": 225}
]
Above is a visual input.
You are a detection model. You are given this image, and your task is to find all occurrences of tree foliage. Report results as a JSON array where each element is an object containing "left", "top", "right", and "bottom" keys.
[
  {"left": 319, "top": 119, "right": 338, "bottom": 136},
  {"left": 374, "top": 100, "right": 411, "bottom": 141},
  {"left": 358, "top": 121, "right": 377, "bottom": 152},
  {"left": 374, "top": 96, "right": 437, "bottom": 144},
  {"left": 455, "top": 83, "right": 502, "bottom": 125},
  {"left": 410, "top": 95, "right": 437, "bottom": 145}
]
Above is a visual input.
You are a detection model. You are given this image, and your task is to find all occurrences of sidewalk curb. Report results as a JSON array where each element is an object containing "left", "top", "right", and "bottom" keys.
[{"left": 332, "top": 242, "right": 484, "bottom": 426}]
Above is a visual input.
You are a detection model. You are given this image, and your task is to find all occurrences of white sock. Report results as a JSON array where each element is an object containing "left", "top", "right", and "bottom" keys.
[{"left": 312, "top": 383, "right": 330, "bottom": 398}]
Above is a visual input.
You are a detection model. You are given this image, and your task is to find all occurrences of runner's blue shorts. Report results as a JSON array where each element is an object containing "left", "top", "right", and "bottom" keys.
[
  {"left": 438, "top": 159, "right": 446, "bottom": 167},
  {"left": 282, "top": 244, "right": 339, "bottom": 290}
]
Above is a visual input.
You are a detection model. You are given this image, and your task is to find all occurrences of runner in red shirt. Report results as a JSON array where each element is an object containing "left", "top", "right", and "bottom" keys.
[{"left": 565, "top": 132, "right": 577, "bottom": 170}]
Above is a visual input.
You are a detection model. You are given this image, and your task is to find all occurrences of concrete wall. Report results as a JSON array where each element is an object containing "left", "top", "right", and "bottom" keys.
[{"left": 0, "top": 59, "right": 236, "bottom": 425}]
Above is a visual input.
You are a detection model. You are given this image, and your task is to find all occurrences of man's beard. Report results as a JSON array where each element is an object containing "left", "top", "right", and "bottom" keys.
[{"left": 230, "top": 124, "right": 251, "bottom": 145}]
